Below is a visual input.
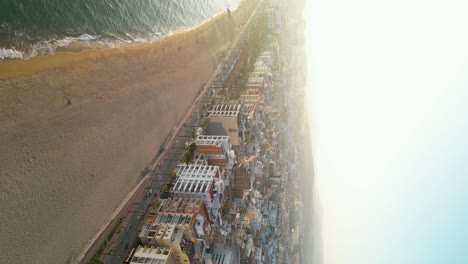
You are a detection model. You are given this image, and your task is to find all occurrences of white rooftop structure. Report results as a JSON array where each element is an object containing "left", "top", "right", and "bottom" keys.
[
  {"left": 247, "top": 76, "right": 265, "bottom": 86},
  {"left": 208, "top": 104, "right": 241, "bottom": 117},
  {"left": 205, "top": 105, "right": 242, "bottom": 145},
  {"left": 254, "top": 61, "right": 270, "bottom": 73},
  {"left": 130, "top": 245, "right": 174, "bottom": 264},
  {"left": 195, "top": 135, "right": 234, "bottom": 171},
  {"left": 175, "top": 164, "right": 220, "bottom": 180},
  {"left": 195, "top": 135, "right": 231, "bottom": 154},
  {"left": 240, "top": 94, "right": 260, "bottom": 104},
  {"left": 172, "top": 164, "right": 224, "bottom": 225},
  {"left": 190, "top": 153, "right": 209, "bottom": 166},
  {"left": 172, "top": 165, "right": 220, "bottom": 203},
  {"left": 159, "top": 197, "right": 205, "bottom": 214}
]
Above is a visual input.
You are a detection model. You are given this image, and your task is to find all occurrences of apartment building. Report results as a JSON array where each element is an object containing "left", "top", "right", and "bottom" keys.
[
  {"left": 205, "top": 104, "right": 242, "bottom": 145},
  {"left": 171, "top": 164, "right": 225, "bottom": 227},
  {"left": 128, "top": 246, "right": 176, "bottom": 264},
  {"left": 195, "top": 135, "right": 234, "bottom": 170}
]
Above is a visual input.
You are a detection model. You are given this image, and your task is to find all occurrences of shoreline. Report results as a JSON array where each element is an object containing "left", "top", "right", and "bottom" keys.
[
  {"left": 76, "top": 0, "right": 260, "bottom": 261},
  {"left": 0, "top": 13, "right": 221, "bottom": 79},
  {"left": 0, "top": 0, "right": 245, "bottom": 79},
  {"left": 0, "top": 1, "right": 243, "bottom": 63},
  {"left": 0, "top": 0, "right": 258, "bottom": 262}
]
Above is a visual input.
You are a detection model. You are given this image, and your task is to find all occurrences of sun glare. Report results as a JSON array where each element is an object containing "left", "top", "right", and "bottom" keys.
[{"left": 305, "top": 0, "right": 468, "bottom": 263}]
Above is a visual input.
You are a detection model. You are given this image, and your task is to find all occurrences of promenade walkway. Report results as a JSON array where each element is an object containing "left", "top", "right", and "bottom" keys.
[{"left": 76, "top": 0, "right": 264, "bottom": 263}]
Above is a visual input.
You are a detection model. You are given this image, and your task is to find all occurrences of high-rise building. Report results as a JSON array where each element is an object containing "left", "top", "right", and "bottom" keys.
[{"left": 171, "top": 164, "right": 225, "bottom": 227}]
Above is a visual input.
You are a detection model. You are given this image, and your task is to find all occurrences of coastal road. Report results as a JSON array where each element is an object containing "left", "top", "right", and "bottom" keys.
[
  {"left": 103, "top": 83, "right": 212, "bottom": 263},
  {"left": 101, "top": 90, "right": 207, "bottom": 264},
  {"left": 77, "top": 0, "right": 265, "bottom": 263}
]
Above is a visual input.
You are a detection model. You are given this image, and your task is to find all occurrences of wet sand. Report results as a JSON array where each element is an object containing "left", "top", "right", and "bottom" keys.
[{"left": 0, "top": 1, "right": 257, "bottom": 263}]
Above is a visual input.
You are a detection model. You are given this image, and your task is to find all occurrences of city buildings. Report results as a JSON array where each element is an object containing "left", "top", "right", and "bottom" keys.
[
  {"left": 239, "top": 94, "right": 261, "bottom": 106},
  {"left": 137, "top": 197, "right": 210, "bottom": 264},
  {"left": 195, "top": 135, "right": 234, "bottom": 170},
  {"left": 240, "top": 94, "right": 261, "bottom": 121},
  {"left": 207, "top": 243, "right": 233, "bottom": 264},
  {"left": 171, "top": 164, "right": 224, "bottom": 227},
  {"left": 247, "top": 76, "right": 265, "bottom": 91},
  {"left": 133, "top": 7, "right": 298, "bottom": 263},
  {"left": 128, "top": 246, "right": 176, "bottom": 264},
  {"left": 205, "top": 104, "right": 242, "bottom": 145},
  {"left": 102, "top": 2, "right": 304, "bottom": 264}
]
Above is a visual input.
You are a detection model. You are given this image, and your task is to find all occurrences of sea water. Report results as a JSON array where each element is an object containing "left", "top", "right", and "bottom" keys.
[{"left": 0, "top": 0, "right": 240, "bottom": 59}]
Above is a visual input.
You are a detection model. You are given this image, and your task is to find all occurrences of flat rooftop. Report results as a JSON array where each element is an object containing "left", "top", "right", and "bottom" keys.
[{"left": 208, "top": 104, "right": 241, "bottom": 117}]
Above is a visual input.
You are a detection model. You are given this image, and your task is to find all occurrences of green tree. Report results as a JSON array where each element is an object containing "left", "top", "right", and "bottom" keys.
[
  {"left": 180, "top": 143, "right": 197, "bottom": 164},
  {"left": 180, "top": 152, "right": 189, "bottom": 164},
  {"left": 170, "top": 170, "right": 178, "bottom": 180},
  {"left": 153, "top": 199, "right": 161, "bottom": 208},
  {"left": 188, "top": 142, "right": 197, "bottom": 153}
]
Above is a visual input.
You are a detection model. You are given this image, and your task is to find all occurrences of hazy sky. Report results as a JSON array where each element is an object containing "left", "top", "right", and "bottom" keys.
[{"left": 304, "top": 0, "right": 468, "bottom": 263}]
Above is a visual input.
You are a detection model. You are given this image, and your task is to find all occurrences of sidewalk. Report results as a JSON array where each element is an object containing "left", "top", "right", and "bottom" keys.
[{"left": 76, "top": 1, "right": 264, "bottom": 262}]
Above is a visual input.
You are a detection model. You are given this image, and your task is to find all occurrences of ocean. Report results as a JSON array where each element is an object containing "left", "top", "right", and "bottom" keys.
[{"left": 0, "top": 0, "right": 240, "bottom": 59}]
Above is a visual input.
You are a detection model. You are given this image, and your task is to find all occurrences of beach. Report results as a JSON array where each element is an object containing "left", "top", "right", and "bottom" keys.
[{"left": 0, "top": 1, "right": 257, "bottom": 263}]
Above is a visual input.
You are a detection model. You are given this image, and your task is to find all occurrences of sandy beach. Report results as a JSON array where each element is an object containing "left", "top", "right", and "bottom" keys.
[{"left": 0, "top": 1, "right": 257, "bottom": 263}]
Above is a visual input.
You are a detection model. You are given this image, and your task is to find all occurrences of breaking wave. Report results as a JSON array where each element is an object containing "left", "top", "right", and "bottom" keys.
[{"left": 0, "top": 0, "right": 240, "bottom": 60}]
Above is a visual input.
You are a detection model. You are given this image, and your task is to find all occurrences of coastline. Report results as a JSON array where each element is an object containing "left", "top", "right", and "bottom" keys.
[
  {"left": 0, "top": 0, "right": 242, "bottom": 61},
  {"left": 0, "top": 4, "right": 238, "bottom": 79},
  {"left": 0, "top": 0, "right": 257, "bottom": 263}
]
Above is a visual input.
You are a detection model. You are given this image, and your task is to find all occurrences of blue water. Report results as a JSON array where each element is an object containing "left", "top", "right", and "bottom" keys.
[{"left": 0, "top": 0, "right": 240, "bottom": 59}]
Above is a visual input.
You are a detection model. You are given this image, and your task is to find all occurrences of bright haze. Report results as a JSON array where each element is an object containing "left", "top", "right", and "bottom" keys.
[{"left": 304, "top": 0, "right": 468, "bottom": 263}]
